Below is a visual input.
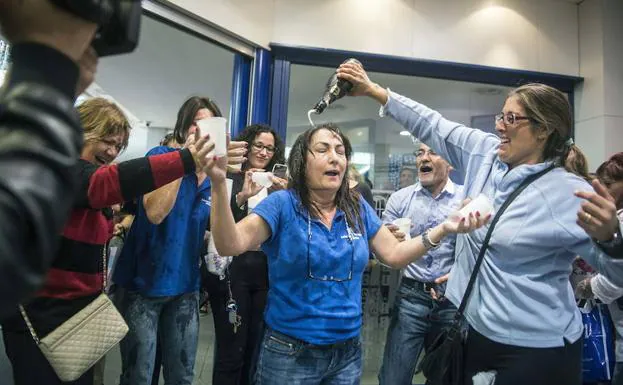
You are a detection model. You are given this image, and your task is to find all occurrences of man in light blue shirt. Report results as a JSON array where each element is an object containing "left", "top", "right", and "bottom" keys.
[{"left": 379, "top": 143, "right": 464, "bottom": 385}]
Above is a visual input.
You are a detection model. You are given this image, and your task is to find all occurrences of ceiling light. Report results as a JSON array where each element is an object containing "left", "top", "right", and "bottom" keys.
[{"left": 399, "top": 130, "right": 410, "bottom": 136}]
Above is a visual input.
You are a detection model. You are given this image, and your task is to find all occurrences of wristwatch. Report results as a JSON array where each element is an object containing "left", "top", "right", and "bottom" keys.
[
  {"left": 595, "top": 227, "right": 623, "bottom": 258},
  {"left": 422, "top": 229, "right": 440, "bottom": 250}
]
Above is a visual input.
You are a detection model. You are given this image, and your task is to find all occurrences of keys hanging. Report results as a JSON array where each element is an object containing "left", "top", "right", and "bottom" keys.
[{"left": 226, "top": 299, "right": 242, "bottom": 333}]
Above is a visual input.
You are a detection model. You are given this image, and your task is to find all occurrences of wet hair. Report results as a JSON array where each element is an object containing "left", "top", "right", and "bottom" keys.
[
  {"left": 172, "top": 96, "right": 222, "bottom": 145},
  {"left": 288, "top": 123, "right": 363, "bottom": 232},
  {"left": 507, "top": 83, "right": 573, "bottom": 164},
  {"left": 234, "top": 124, "right": 285, "bottom": 172},
  {"left": 564, "top": 145, "right": 591, "bottom": 182},
  {"left": 77, "top": 97, "right": 130, "bottom": 151},
  {"left": 596, "top": 152, "right": 623, "bottom": 187}
]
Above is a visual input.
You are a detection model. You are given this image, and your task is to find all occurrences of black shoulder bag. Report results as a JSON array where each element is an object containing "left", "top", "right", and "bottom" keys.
[{"left": 419, "top": 164, "right": 555, "bottom": 385}]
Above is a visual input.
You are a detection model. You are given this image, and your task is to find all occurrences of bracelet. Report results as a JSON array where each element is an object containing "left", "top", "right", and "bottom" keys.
[{"left": 422, "top": 228, "right": 440, "bottom": 250}]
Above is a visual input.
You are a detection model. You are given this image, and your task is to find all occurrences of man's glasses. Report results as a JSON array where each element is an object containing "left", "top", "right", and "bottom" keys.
[
  {"left": 495, "top": 112, "right": 533, "bottom": 126},
  {"left": 251, "top": 142, "right": 276, "bottom": 154},
  {"left": 306, "top": 213, "right": 355, "bottom": 282},
  {"left": 415, "top": 149, "right": 437, "bottom": 158}
]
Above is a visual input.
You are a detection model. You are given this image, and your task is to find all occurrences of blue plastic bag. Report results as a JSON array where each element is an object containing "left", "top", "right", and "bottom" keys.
[{"left": 580, "top": 301, "right": 615, "bottom": 382}]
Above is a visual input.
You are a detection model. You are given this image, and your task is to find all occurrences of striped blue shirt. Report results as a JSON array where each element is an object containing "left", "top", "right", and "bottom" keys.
[{"left": 382, "top": 180, "right": 463, "bottom": 282}]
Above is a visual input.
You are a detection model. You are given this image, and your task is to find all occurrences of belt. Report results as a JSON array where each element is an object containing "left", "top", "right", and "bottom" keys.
[{"left": 402, "top": 276, "right": 437, "bottom": 292}]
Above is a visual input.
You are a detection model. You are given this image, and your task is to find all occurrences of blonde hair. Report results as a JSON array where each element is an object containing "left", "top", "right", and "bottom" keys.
[{"left": 77, "top": 98, "right": 130, "bottom": 151}]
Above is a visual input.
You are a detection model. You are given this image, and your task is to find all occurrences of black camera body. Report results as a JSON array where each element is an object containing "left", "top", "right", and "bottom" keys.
[{"left": 49, "top": 0, "right": 142, "bottom": 56}]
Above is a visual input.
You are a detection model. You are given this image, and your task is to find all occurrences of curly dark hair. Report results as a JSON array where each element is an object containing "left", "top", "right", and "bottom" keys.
[
  {"left": 288, "top": 123, "right": 363, "bottom": 232},
  {"left": 173, "top": 96, "right": 222, "bottom": 145},
  {"left": 234, "top": 124, "right": 285, "bottom": 172}
]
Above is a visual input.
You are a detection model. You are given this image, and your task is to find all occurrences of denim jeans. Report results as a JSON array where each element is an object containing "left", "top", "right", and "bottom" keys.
[
  {"left": 378, "top": 279, "right": 457, "bottom": 385},
  {"left": 254, "top": 327, "right": 362, "bottom": 385},
  {"left": 119, "top": 291, "right": 199, "bottom": 385}
]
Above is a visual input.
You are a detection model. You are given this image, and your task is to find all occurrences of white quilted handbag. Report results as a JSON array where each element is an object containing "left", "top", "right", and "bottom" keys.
[{"left": 19, "top": 242, "right": 128, "bottom": 382}]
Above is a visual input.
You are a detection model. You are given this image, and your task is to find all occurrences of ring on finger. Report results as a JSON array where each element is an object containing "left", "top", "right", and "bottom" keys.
[{"left": 584, "top": 212, "right": 592, "bottom": 222}]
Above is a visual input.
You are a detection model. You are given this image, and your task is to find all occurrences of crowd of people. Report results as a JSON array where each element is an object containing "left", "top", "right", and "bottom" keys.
[{"left": 1, "top": 2, "right": 622, "bottom": 385}]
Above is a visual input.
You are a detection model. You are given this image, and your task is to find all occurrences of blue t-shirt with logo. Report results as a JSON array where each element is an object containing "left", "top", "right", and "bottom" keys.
[
  {"left": 113, "top": 146, "right": 211, "bottom": 296},
  {"left": 253, "top": 190, "right": 382, "bottom": 345}
]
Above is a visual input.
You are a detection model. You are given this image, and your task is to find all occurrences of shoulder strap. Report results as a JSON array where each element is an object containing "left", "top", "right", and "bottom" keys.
[{"left": 454, "top": 164, "right": 556, "bottom": 320}]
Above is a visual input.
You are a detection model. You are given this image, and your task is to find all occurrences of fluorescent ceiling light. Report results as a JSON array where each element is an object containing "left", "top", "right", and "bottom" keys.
[{"left": 399, "top": 130, "right": 410, "bottom": 136}]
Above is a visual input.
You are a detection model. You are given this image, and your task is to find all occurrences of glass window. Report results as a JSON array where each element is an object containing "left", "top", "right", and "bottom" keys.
[{"left": 287, "top": 64, "right": 512, "bottom": 192}]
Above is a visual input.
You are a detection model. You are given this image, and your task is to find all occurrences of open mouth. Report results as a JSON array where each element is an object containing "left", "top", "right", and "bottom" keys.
[
  {"left": 500, "top": 138, "right": 510, "bottom": 145},
  {"left": 324, "top": 170, "right": 339, "bottom": 177},
  {"left": 419, "top": 165, "right": 433, "bottom": 174},
  {"left": 95, "top": 156, "right": 109, "bottom": 165}
]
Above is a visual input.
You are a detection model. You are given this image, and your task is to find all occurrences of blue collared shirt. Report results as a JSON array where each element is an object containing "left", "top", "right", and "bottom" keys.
[
  {"left": 253, "top": 190, "right": 382, "bottom": 345},
  {"left": 382, "top": 180, "right": 463, "bottom": 282},
  {"left": 113, "top": 146, "right": 211, "bottom": 296},
  {"left": 381, "top": 89, "right": 623, "bottom": 348}
]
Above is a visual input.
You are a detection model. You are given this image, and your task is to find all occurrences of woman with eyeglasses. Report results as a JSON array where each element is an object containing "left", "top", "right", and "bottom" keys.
[
  {"left": 204, "top": 124, "right": 286, "bottom": 385},
  {"left": 337, "top": 61, "right": 623, "bottom": 385},
  {"left": 204, "top": 123, "right": 487, "bottom": 385}
]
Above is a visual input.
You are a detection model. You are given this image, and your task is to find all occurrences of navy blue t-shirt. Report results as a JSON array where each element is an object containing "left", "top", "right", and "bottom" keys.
[
  {"left": 113, "top": 146, "right": 211, "bottom": 296},
  {"left": 253, "top": 190, "right": 381, "bottom": 345}
]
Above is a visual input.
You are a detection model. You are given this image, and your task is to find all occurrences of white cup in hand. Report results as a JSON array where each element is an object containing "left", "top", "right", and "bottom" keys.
[
  {"left": 197, "top": 117, "right": 227, "bottom": 157},
  {"left": 392, "top": 218, "right": 412, "bottom": 240},
  {"left": 454, "top": 194, "right": 493, "bottom": 221},
  {"left": 252, "top": 172, "right": 274, "bottom": 188}
]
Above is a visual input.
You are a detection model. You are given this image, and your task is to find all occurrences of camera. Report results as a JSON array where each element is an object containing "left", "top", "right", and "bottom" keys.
[{"left": 49, "top": 0, "right": 142, "bottom": 56}]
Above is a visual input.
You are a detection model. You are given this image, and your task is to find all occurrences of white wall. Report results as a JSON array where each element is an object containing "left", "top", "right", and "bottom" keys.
[
  {"left": 167, "top": 0, "right": 275, "bottom": 48},
  {"left": 575, "top": 0, "right": 623, "bottom": 170},
  {"left": 166, "top": 0, "right": 580, "bottom": 74}
]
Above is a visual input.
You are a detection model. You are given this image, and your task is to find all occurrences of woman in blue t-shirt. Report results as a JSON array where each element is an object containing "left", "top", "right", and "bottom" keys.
[{"left": 205, "top": 123, "right": 488, "bottom": 385}]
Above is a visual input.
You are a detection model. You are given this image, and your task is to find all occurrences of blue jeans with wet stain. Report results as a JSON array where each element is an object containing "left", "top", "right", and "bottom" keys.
[
  {"left": 254, "top": 327, "right": 362, "bottom": 385},
  {"left": 119, "top": 291, "right": 199, "bottom": 385}
]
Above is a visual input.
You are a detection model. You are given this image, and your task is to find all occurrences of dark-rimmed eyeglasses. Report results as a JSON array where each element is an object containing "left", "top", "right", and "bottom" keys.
[
  {"left": 306, "top": 213, "right": 355, "bottom": 282},
  {"left": 251, "top": 142, "right": 276, "bottom": 154},
  {"left": 495, "top": 112, "right": 533, "bottom": 126}
]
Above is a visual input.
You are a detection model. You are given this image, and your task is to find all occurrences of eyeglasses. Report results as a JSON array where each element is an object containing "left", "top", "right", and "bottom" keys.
[
  {"left": 251, "top": 142, "right": 276, "bottom": 154},
  {"left": 306, "top": 213, "right": 355, "bottom": 282},
  {"left": 495, "top": 112, "right": 533, "bottom": 126},
  {"left": 415, "top": 149, "right": 437, "bottom": 158}
]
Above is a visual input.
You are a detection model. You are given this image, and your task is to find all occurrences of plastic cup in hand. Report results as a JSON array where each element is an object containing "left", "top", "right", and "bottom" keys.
[
  {"left": 456, "top": 194, "right": 493, "bottom": 220},
  {"left": 251, "top": 172, "right": 274, "bottom": 188},
  {"left": 197, "top": 117, "right": 227, "bottom": 157},
  {"left": 392, "top": 218, "right": 412, "bottom": 240}
]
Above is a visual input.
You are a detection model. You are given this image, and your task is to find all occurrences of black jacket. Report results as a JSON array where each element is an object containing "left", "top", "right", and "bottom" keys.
[{"left": 0, "top": 43, "right": 83, "bottom": 320}]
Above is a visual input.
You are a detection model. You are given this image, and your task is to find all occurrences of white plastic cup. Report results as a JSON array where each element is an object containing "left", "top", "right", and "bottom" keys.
[
  {"left": 392, "top": 218, "right": 412, "bottom": 240},
  {"left": 457, "top": 193, "right": 494, "bottom": 220},
  {"left": 197, "top": 117, "right": 227, "bottom": 157},
  {"left": 252, "top": 172, "right": 274, "bottom": 188}
]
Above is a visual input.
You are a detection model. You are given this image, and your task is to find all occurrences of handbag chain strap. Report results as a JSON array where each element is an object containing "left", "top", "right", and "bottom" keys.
[
  {"left": 19, "top": 239, "right": 109, "bottom": 344},
  {"left": 454, "top": 164, "right": 555, "bottom": 321}
]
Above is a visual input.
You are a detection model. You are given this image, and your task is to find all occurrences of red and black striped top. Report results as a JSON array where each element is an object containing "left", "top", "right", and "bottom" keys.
[{"left": 4, "top": 149, "right": 195, "bottom": 335}]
